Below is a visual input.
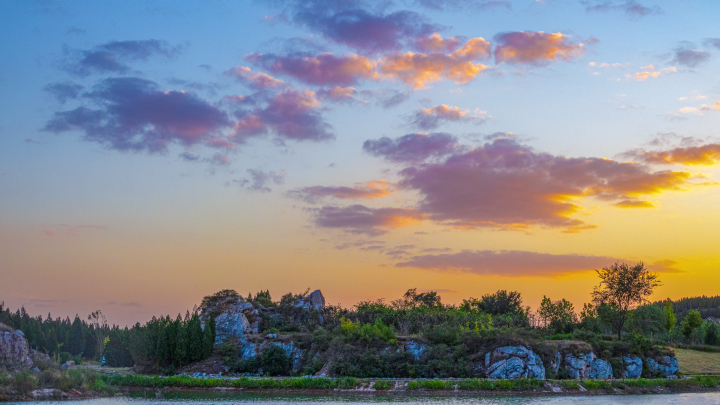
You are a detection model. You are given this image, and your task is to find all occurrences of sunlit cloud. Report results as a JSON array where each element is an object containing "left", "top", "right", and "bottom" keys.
[
  {"left": 632, "top": 143, "right": 720, "bottom": 166},
  {"left": 363, "top": 132, "right": 460, "bottom": 162},
  {"left": 224, "top": 66, "right": 285, "bottom": 89},
  {"left": 612, "top": 199, "right": 655, "bottom": 208},
  {"left": 494, "top": 31, "right": 585, "bottom": 65},
  {"left": 409, "top": 104, "right": 488, "bottom": 130},
  {"left": 247, "top": 52, "right": 378, "bottom": 86},
  {"left": 378, "top": 37, "right": 491, "bottom": 88},
  {"left": 314, "top": 205, "right": 425, "bottom": 235},
  {"left": 289, "top": 180, "right": 392, "bottom": 203}
]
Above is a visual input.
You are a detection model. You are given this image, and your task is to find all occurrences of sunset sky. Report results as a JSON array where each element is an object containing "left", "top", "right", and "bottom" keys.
[{"left": 1, "top": 0, "right": 719, "bottom": 327}]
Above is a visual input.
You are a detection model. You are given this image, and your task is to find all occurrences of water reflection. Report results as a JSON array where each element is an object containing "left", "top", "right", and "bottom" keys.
[{"left": 6, "top": 393, "right": 720, "bottom": 405}]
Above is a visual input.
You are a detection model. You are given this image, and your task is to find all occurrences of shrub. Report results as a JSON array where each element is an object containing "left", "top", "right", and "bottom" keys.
[
  {"left": 561, "top": 380, "right": 580, "bottom": 389},
  {"left": 261, "top": 345, "right": 290, "bottom": 376},
  {"left": 704, "top": 322, "right": 720, "bottom": 346},
  {"left": 38, "top": 371, "right": 57, "bottom": 388},
  {"left": 337, "top": 376, "right": 357, "bottom": 389},
  {"left": 13, "top": 371, "right": 37, "bottom": 394},
  {"left": 372, "top": 380, "right": 392, "bottom": 390},
  {"left": 423, "top": 324, "right": 460, "bottom": 345},
  {"left": 420, "top": 379, "right": 452, "bottom": 390}
]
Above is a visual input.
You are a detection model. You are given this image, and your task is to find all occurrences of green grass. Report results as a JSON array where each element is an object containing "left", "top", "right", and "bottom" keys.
[{"left": 675, "top": 348, "right": 720, "bottom": 375}]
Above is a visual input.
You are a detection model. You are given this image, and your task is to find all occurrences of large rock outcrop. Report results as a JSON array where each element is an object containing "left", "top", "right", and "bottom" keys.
[
  {"left": 200, "top": 290, "right": 325, "bottom": 344},
  {"left": 483, "top": 346, "right": 545, "bottom": 380},
  {"left": 564, "top": 353, "right": 612, "bottom": 379},
  {"left": 0, "top": 330, "right": 33, "bottom": 372},
  {"left": 622, "top": 356, "right": 643, "bottom": 379},
  {"left": 646, "top": 356, "right": 679, "bottom": 378}
]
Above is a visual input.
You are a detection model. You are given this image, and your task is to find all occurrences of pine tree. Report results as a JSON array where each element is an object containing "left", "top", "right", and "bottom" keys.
[
  {"left": 174, "top": 315, "right": 188, "bottom": 366},
  {"left": 202, "top": 314, "right": 216, "bottom": 359},
  {"left": 187, "top": 314, "right": 203, "bottom": 362},
  {"left": 68, "top": 315, "right": 85, "bottom": 356}
]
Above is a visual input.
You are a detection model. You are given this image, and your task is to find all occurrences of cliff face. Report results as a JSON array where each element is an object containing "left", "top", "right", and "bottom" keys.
[{"left": 0, "top": 330, "right": 33, "bottom": 372}]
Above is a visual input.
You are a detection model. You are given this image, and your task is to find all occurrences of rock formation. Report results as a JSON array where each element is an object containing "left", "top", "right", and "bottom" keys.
[
  {"left": 0, "top": 330, "right": 33, "bottom": 372},
  {"left": 622, "top": 356, "right": 643, "bottom": 379},
  {"left": 483, "top": 346, "right": 545, "bottom": 380}
]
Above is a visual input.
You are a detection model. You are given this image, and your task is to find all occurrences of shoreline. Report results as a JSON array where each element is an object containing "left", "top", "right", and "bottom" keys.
[{"left": 8, "top": 376, "right": 720, "bottom": 402}]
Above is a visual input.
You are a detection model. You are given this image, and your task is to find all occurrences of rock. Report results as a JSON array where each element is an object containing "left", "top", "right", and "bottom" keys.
[
  {"left": 622, "top": 356, "right": 643, "bottom": 379},
  {"left": 65, "top": 360, "right": 75, "bottom": 367},
  {"left": 30, "top": 350, "right": 52, "bottom": 370},
  {"left": 0, "top": 330, "right": 33, "bottom": 372},
  {"left": 405, "top": 341, "right": 427, "bottom": 360},
  {"left": 488, "top": 357, "right": 525, "bottom": 379},
  {"left": 646, "top": 356, "right": 679, "bottom": 377},
  {"left": 564, "top": 353, "right": 595, "bottom": 379},
  {"left": 241, "top": 342, "right": 257, "bottom": 359},
  {"left": 31, "top": 367, "right": 40, "bottom": 373},
  {"left": 31, "top": 389, "right": 66, "bottom": 399},
  {"left": 295, "top": 290, "right": 325, "bottom": 311},
  {"left": 550, "top": 352, "right": 562, "bottom": 375},
  {"left": 270, "top": 341, "right": 302, "bottom": 372},
  {"left": 588, "top": 359, "right": 613, "bottom": 379},
  {"left": 484, "top": 346, "right": 545, "bottom": 380},
  {"left": 265, "top": 334, "right": 277, "bottom": 339}
]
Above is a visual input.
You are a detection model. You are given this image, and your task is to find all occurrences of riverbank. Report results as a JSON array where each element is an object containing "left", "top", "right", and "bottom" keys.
[{"left": 4, "top": 374, "right": 720, "bottom": 402}]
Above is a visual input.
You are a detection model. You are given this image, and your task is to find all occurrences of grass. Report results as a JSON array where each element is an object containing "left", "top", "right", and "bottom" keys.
[{"left": 675, "top": 348, "right": 720, "bottom": 375}]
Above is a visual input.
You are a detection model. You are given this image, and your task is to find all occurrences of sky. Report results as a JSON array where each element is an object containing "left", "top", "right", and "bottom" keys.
[{"left": 1, "top": 0, "right": 719, "bottom": 327}]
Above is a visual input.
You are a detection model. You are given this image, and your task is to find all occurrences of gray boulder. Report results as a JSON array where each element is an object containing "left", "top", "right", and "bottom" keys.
[
  {"left": 298, "top": 290, "right": 325, "bottom": 310},
  {"left": 0, "top": 330, "right": 33, "bottom": 372},
  {"left": 484, "top": 346, "right": 545, "bottom": 380},
  {"left": 622, "top": 356, "right": 643, "bottom": 379},
  {"left": 269, "top": 341, "right": 303, "bottom": 372},
  {"left": 405, "top": 341, "right": 427, "bottom": 360},
  {"left": 646, "top": 356, "right": 679, "bottom": 377},
  {"left": 588, "top": 359, "right": 613, "bottom": 379},
  {"left": 550, "top": 351, "right": 562, "bottom": 375},
  {"left": 564, "top": 353, "right": 595, "bottom": 379}
]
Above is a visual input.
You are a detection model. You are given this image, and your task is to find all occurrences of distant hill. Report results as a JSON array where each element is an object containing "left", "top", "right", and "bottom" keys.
[{"left": 653, "top": 296, "right": 720, "bottom": 321}]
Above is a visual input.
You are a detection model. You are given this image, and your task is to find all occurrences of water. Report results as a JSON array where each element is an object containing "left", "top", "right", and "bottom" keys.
[{"left": 7, "top": 393, "right": 720, "bottom": 405}]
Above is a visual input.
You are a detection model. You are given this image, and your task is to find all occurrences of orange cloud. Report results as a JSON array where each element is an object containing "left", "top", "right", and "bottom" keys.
[
  {"left": 314, "top": 205, "right": 425, "bottom": 235},
  {"left": 494, "top": 31, "right": 585, "bottom": 64},
  {"left": 612, "top": 200, "right": 656, "bottom": 208},
  {"left": 416, "top": 33, "right": 461, "bottom": 53},
  {"left": 379, "top": 37, "right": 491, "bottom": 88},
  {"left": 637, "top": 144, "right": 720, "bottom": 166}
]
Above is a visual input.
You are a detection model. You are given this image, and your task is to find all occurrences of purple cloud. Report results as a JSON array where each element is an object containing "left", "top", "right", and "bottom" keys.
[
  {"left": 314, "top": 204, "right": 424, "bottom": 235},
  {"left": 395, "top": 249, "right": 619, "bottom": 277},
  {"left": 414, "top": 0, "right": 511, "bottom": 10},
  {"left": 283, "top": 0, "right": 437, "bottom": 54},
  {"left": 65, "top": 40, "right": 182, "bottom": 76},
  {"left": 395, "top": 136, "right": 695, "bottom": 231},
  {"left": 232, "top": 89, "right": 334, "bottom": 142},
  {"left": 43, "top": 77, "right": 232, "bottom": 153},
  {"left": 409, "top": 104, "right": 487, "bottom": 130},
  {"left": 362, "top": 132, "right": 459, "bottom": 162},
  {"left": 246, "top": 52, "right": 377, "bottom": 86},
  {"left": 583, "top": 0, "right": 662, "bottom": 17},
  {"left": 235, "top": 169, "right": 285, "bottom": 193},
  {"left": 673, "top": 46, "right": 710, "bottom": 68},
  {"left": 289, "top": 181, "right": 391, "bottom": 203},
  {"left": 44, "top": 81, "right": 84, "bottom": 103}
]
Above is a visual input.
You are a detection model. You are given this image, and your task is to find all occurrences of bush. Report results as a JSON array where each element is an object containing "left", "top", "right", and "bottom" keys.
[
  {"left": 13, "top": 371, "right": 37, "bottom": 394},
  {"left": 372, "top": 380, "right": 393, "bottom": 390},
  {"left": 261, "top": 345, "right": 290, "bottom": 376},
  {"left": 38, "top": 371, "right": 57, "bottom": 388},
  {"left": 339, "top": 318, "right": 398, "bottom": 344},
  {"left": 423, "top": 324, "right": 460, "bottom": 345}
]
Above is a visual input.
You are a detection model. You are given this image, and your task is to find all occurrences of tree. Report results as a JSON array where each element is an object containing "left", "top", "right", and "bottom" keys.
[
  {"left": 591, "top": 262, "right": 661, "bottom": 339},
  {"left": 626, "top": 304, "right": 664, "bottom": 337},
  {"left": 174, "top": 315, "right": 187, "bottom": 365},
  {"left": 681, "top": 309, "right": 703, "bottom": 340},
  {"left": 662, "top": 299, "right": 677, "bottom": 334},
  {"left": 202, "top": 314, "right": 216, "bottom": 358},
  {"left": 704, "top": 321, "right": 720, "bottom": 346},
  {"left": 187, "top": 313, "right": 203, "bottom": 362},
  {"left": 391, "top": 288, "right": 443, "bottom": 310},
  {"left": 67, "top": 315, "right": 85, "bottom": 356},
  {"left": 538, "top": 296, "right": 577, "bottom": 334}
]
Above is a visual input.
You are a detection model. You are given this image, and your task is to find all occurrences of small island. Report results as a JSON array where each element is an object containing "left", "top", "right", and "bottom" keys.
[{"left": 1, "top": 263, "right": 720, "bottom": 401}]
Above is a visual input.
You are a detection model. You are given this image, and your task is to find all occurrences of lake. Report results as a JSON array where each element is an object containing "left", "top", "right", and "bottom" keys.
[{"left": 6, "top": 393, "right": 720, "bottom": 405}]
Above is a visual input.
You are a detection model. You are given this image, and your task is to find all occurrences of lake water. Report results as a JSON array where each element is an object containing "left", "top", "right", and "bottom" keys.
[{"left": 7, "top": 393, "right": 720, "bottom": 405}]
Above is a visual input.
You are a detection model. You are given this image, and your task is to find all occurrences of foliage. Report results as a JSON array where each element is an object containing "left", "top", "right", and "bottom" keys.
[
  {"left": 663, "top": 299, "right": 677, "bottom": 333},
  {"left": 261, "top": 345, "right": 290, "bottom": 376},
  {"left": 592, "top": 262, "right": 660, "bottom": 338},
  {"left": 538, "top": 296, "right": 577, "bottom": 334},
  {"left": 704, "top": 321, "right": 720, "bottom": 346},
  {"left": 339, "top": 317, "right": 398, "bottom": 344},
  {"left": 681, "top": 309, "right": 704, "bottom": 340}
]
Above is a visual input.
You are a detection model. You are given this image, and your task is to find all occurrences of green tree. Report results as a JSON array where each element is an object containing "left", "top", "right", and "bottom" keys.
[
  {"left": 187, "top": 313, "right": 203, "bottom": 362},
  {"left": 626, "top": 304, "right": 664, "bottom": 338},
  {"left": 681, "top": 309, "right": 703, "bottom": 340},
  {"left": 663, "top": 299, "right": 677, "bottom": 334},
  {"left": 261, "top": 344, "right": 290, "bottom": 376},
  {"left": 174, "top": 315, "right": 187, "bottom": 365},
  {"left": 591, "top": 262, "right": 661, "bottom": 339},
  {"left": 202, "top": 314, "right": 216, "bottom": 358},
  {"left": 67, "top": 315, "right": 85, "bottom": 356},
  {"left": 704, "top": 321, "right": 720, "bottom": 346},
  {"left": 538, "top": 296, "right": 577, "bottom": 334}
]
